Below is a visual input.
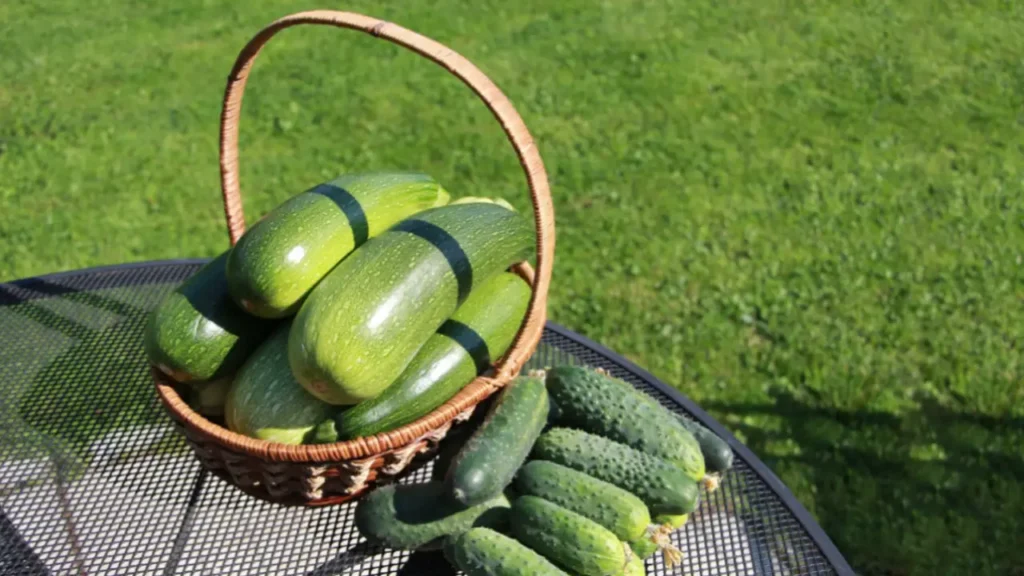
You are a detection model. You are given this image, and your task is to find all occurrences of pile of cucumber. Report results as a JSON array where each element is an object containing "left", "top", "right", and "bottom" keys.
[
  {"left": 145, "top": 171, "right": 537, "bottom": 444},
  {"left": 355, "top": 365, "right": 735, "bottom": 576}
]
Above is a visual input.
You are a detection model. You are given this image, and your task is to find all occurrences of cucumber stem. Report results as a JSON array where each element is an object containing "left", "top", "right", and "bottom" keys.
[
  {"left": 702, "top": 472, "right": 721, "bottom": 492},
  {"left": 645, "top": 523, "right": 684, "bottom": 568}
]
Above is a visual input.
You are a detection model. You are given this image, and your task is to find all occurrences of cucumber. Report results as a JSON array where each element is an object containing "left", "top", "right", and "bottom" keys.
[
  {"left": 514, "top": 460, "right": 651, "bottom": 542},
  {"left": 546, "top": 365, "right": 705, "bottom": 482},
  {"left": 628, "top": 536, "right": 659, "bottom": 560},
  {"left": 354, "top": 481, "right": 509, "bottom": 551},
  {"left": 447, "top": 527, "right": 569, "bottom": 576},
  {"left": 226, "top": 172, "right": 449, "bottom": 318},
  {"left": 338, "top": 272, "right": 531, "bottom": 439},
  {"left": 185, "top": 378, "right": 232, "bottom": 418},
  {"left": 532, "top": 428, "right": 700, "bottom": 516},
  {"left": 224, "top": 323, "right": 335, "bottom": 445},
  {"left": 625, "top": 552, "right": 646, "bottom": 576},
  {"left": 289, "top": 202, "right": 535, "bottom": 404},
  {"left": 654, "top": 513, "right": 689, "bottom": 529},
  {"left": 447, "top": 376, "right": 549, "bottom": 506},
  {"left": 675, "top": 414, "right": 734, "bottom": 474},
  {"left": 510, "top": 495, "right": 627, "bottom": 576},
  {"left": 144, "top": 252, "right": 275, "bottom": 383}
]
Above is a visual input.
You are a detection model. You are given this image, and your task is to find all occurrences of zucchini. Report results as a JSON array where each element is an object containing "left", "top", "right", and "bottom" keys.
[
  {"left": 338, "top": 272, "right": 531, "bottom": 439},
  {"left": 144, "top": 252, "right": 275, "bottom": 383},
  {"left": 451, "top": 196, "right": 516, "bottom": 211},
  {"left": 532, "top": 427, "right": 700, "bottom": 516},
  {"left": 546, "top": 365, "right": 705, "bottom": 481},
  {"left": 447, "top": 376, "right": 549, "bottom": 506},
  {"left": 354, "top": 481, "right": 509, "bottom": 551},
  {"left": 185, "top": 378, "right": 232, "bottom": 418},
  {"left": 514, "top": 460, "right": 651, "bottom": 542},
  {"left": 447, "top": 527, "right": 568, "bottom": 576},
  {"left": 226, "top": 172, "right": 449, "bottom": 318},
  {"left": 675, "top": 414, "right": 734, "bottom": 474},
  {"left": 510, "top": 495, "right": 627, "bottom": 576},
  {"left": 224, "top": 323, "right": 335, "bottom": 445},
  {"left": 289, "top": 202, "right": 535, "bottom": 404}
]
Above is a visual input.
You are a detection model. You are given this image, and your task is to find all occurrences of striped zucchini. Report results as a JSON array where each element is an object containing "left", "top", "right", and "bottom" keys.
[
  {"left": 226, "top": 172, "right": 449, "bottom": 318},
  {"left": 289, "top": 202, "right": 534, "bottom": 404},
  {"left": 338, "top": 272, "right": 531, "bottom": 439}
]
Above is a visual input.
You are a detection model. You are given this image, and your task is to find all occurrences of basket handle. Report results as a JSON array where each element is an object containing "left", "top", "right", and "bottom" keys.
[{"left": 218, "top": 10, "right": 554, "bottom": 379}]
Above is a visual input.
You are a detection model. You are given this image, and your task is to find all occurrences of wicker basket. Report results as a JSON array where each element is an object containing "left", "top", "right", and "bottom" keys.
[{"left": 153, "top": 10, "right": 554, "bottom": 506}]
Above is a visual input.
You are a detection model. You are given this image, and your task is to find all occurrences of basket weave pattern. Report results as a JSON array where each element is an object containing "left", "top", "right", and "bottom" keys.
[{"left": 153, "top": 10, "right": 554, "bottom": 506}]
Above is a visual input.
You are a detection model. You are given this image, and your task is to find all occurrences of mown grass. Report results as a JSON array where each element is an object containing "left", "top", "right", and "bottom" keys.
[{"left": 2, "top": 1, "right": 1023, "bottom": 574}]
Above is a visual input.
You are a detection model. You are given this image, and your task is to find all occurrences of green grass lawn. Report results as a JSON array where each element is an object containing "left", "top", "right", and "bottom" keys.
[{"left": 2, "top": 0, "right": 1023, "bottom": 573}]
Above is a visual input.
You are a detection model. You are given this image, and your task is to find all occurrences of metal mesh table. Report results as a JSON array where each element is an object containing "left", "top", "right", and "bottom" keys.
[{"left": 0, "top": 261, "right": 853, "bottom": 576}]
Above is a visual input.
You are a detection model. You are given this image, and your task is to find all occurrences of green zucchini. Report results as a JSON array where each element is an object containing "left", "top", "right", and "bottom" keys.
[
  {"left": 338, "top": 272, "right": 531, "bottom": 439},
  {"left": 546, "top": 365, "right": 705, "bottom": 482},
  {"left": 451, "top": 196, "right": 516, "bottom": 211},
  {"left": 185, "top": 378, "right": 232, "bottom": 418},
  {"left": 224, "top": 323, "right": 335, "bottom": 445},
  {"left": 675, "top": 414, "right": 734, "bottom": 474},
  {"left": 447, "top": 376, "right": 549, "bottom": 506},
  {"left": 514, "top": 460, "right": 651, "bottom": 542},
  {"left": 354, "top": 481, "right": 509, "bottom": 551},
  {"left": 289, "top": 202, "right": 535, "bottom": 404},
  {"left": 532, "top": 427, "right": 700, "bottom": 516},
  {"left": 510, "top": 495, "right": 627, "bottom": 576},
  {"left": 447, "top": 527, "right": 569, "bottom": 576},
  {"left": 226, "top": 172, "right": 449, "bottom": 318},
  {"left": 144, "top": 252, "right": 275, "bottom": 383}
]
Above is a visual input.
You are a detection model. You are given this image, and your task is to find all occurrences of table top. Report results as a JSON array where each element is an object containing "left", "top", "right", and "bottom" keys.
[{"left": 0, "top": 260, "right": 853, "bottom": 576}]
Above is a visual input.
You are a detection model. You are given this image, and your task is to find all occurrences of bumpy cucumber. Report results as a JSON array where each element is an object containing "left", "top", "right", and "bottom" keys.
[
  {"left": 289, "top": 202, "right": 535, "bottom": 404},
  {"left": 628, "top": 536, "right": 659, "bottom": 560},
  {"left": 546, "top": 365, "right": 705, "bottom": 482},
  {"left": 654, "top": 513, "right": 689, "bottom": 529},
  {"left": 338, "top": 272, "right": 531, "bottom": 439},
  {"left": 144, "top": 252, "right": 275, "bottom": 383},
  {"left": 510, "top": 496, "right": 627, "bottom": 576},
  {"left": 447, "top": 527, "right": 568, "bottom": 576},
  {"left": 224, "top": 323, "right": 335, "bottom": 445},
  {"left": 675, "top": 414, "right": 734, "bottom": 474},
  {"left": 447, "top": 376, "right": 549, "bottom": 506},
  {"left": 532, "top": 428, "right": 700, "bottom": 516},
  {"left": 354, "top": 481, "right": 509, "bottom": 551},
  {"left": 514, "top": 460, "right": 651, "bottom": 542},
  {"left": 625, "top": 552, "right": 646, "bottom": 576},
  {"left": 226, "top": 172, "right": 449, "bottom": 318}
]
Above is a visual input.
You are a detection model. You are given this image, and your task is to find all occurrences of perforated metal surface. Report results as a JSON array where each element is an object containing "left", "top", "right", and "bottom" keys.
[{"left": 0, "top": 261, "right": 850, "bottom": 575}]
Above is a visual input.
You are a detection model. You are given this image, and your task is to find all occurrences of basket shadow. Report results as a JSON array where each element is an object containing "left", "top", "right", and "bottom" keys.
[{"left": 704, "top": 387, "right": 1024, "bottom": 576}]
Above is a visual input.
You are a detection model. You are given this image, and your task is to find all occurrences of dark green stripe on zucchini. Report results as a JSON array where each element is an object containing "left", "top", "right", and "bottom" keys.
[
  {"left": 354, "top": 481, "right": 509, "bottom": 551},
  {"left": 447, "top": 376, "right": 549, "bottom": 507},
  {"left": 532, "top": 427, "right": 700, "bottom": 516},
  {"left": 546, "top": 365, "right": 705, "bottom": 482},
  {"left": 226, "top": 172, "right": 449, "bottom": 318},
  {"left": 289, "top": 202, "right": 534, "bottom": 405},
  {"left": 338, "top": 272, "right": 531, "bottom": 439},
  {"left": 144, "top": 252, "right": 275, "bottom": 383},
  {"left": 514, "top": 460, "right": 652, "bottom": 542},
  {"left": 510, "top": 495, "right": 627, "bottom": 576},
  {"left": 447, "top": 527, "right": 569, "bottom": 576}
]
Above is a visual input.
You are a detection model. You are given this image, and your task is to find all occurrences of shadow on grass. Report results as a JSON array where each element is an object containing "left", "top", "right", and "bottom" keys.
[{"left": 705, "top": 388, "right": 1024, "bottom": 576}]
